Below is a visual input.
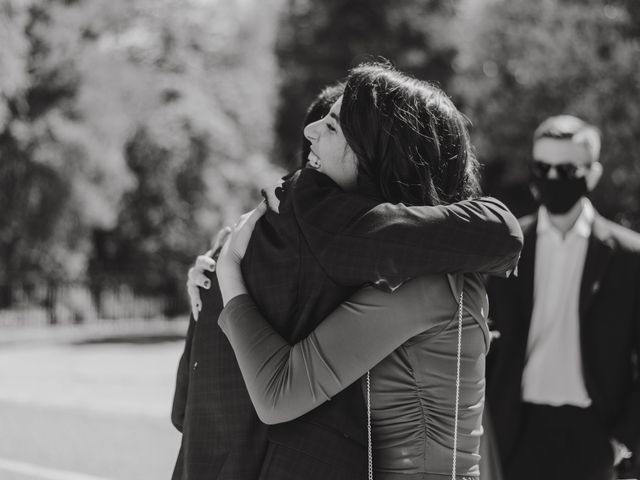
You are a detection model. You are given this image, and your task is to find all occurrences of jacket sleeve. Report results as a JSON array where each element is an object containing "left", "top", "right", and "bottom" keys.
[{"left": 292, "top": 169, "right": 523, "bottom": 290}]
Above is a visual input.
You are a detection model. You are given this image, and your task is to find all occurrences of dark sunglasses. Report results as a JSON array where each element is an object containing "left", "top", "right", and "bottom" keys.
[{"left": 530, "top": 161, "right": 589, "bottom": 180}]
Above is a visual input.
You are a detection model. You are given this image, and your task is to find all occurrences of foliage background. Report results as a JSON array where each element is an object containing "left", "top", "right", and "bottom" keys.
[
  {"left": 0, "top": 0, "right": 285, "bottom": 313},
  {"left": 1, "top": 0, "right": 639, "bottom": 314}
]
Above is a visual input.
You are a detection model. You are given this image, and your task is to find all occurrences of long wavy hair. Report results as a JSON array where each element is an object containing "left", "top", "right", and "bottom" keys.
[{"left": 340, "top": 62, "right": 481, "bottom": 206}]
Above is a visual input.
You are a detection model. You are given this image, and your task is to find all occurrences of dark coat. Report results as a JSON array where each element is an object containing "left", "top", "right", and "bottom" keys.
[
  {"left": 487, "top": 211, "right": 640, "bottom": 464},
  {"left": 172, "top": 168, "right": 524, "bottom": 480}
]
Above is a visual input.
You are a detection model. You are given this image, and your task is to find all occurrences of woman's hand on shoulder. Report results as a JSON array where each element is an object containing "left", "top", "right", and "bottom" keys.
[
  {"left": 261, "top": 178, "right": 285, "bottom": 214},
  {"left": 186, "top": 227, "right": 231, "bottom": 321},
  {"left": 218, "top": 202, "right": 267, "bottom": 268},
  {"left": 186, "top": 202, "right": 266, "bottom": 318},
  {"left": 187, "top": 252, "right": 215, "bottom": 321},
  {"left": 217, "top": 202, "right": 267, "bottom": 306}
]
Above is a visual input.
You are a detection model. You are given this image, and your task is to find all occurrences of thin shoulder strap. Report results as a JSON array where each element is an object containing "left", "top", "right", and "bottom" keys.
[
  {"left": 366, "top": 371, "right": 373, "bottom": 480},
  {"left": 451, "top": 286, "right": 464, "bottom": 480}
]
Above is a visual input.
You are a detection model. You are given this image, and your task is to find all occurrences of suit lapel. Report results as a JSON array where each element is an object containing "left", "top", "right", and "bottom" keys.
[{"left": 579, "top": 215, "right": 613, "bottom": 320}]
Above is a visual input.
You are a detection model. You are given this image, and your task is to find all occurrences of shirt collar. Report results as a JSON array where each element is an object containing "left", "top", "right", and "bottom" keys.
[{"left": 537, "top": 198, "right": 594, "bottom": 238}]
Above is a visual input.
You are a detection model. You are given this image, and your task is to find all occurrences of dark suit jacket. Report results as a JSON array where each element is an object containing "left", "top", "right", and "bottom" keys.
[
  {"left": 487, "top": 210, "right": 640, "bottom": 465},
  {"left": 171, "top": 168, "right": 523, "bottom": 480}
]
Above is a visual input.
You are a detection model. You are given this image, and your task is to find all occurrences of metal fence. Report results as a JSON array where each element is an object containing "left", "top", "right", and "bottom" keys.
[{"left": 0, "top": 282, "right": 172, "bottom": 327}]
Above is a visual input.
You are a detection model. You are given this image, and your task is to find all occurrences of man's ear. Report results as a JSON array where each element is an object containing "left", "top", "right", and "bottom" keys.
[{"left": 586, "top": 161, "right": 603, "bottom": 191}]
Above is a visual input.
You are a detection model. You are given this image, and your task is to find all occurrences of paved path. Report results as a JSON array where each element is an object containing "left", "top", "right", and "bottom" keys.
[{"left": 0, "top": 329, "right": 186, "bottom": 480}]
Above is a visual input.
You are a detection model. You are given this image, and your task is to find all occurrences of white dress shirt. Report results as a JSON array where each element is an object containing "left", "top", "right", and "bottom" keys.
[{"left": 521, "top": 199, "right": 594, "bottom": 407}]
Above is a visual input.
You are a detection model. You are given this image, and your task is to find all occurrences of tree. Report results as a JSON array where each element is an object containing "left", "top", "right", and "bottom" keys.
[
  {"left": 275, "top": 0, "right": 461, "bottom": 170},
  {"left": 454, "top": 0, "right": 640, "bottom": 229},
  {"left": 0, "top": 0, "right": 285, "bottom": 315},
  {"left": 82, "top": 0, "right": 285, "bottom": 312},
  {"left": 0, "top": 1, "right": 99, "bottom": 298}
]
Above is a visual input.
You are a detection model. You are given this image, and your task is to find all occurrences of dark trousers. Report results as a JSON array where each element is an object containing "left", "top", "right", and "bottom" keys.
[{"left": 505, "top": 403, "right": 615, "bottom": 480}]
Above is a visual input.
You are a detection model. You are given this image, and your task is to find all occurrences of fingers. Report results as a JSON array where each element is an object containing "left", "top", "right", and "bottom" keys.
[
  {"left": 187, "top": 282, "right": 202, "bottom": 321},
  {"left": 241, "top": 202, "right": 267, "bottom": 231},
  {"left": 261, "top": 179, "right": 283, "bottom": 213},
  {"left": 235, "top": 211, "right": 253, "bottom": 229},
  {"left": 248, "top": 201, "right": 267, "bottom": 222},
  {"left": 254, "top": 201, "right": 268, "bottom": 217},
  {"left": 188, "top": 266, "right": 211, "bottom": 289},
  {"left": 217, "top": 202, "right": 267, "bottom": 266},
  {"left": 195, "top": 255, "right": 216, "bottom": 273},
  {"left": 187, "top": 257, "right": 214, "bottom": 322},
  {"left": 234, "top": 202, "right": 266, "bottom": 237},
  {"left": 211, "top": 227, "right": 232, "bottom": 255},
  {"left": 234, "top": 202, "right": 266, "bottom": 230}
]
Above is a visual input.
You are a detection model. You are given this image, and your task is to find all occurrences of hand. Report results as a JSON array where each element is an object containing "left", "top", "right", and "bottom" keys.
[
  {"left": 218, "top": 202, "right": 267, "bottom": 267},
  {"left": 186, "top": 227, "right": 232, "bottom": 321},
  {"left": 217, "top": 202, "right": 267, "bottom": 306},
  {"left": 610, "top": 438, "right": 632, "bottom": 466},
  {"left": 261, "top": 179, "right": 284, "bottom": 214}
]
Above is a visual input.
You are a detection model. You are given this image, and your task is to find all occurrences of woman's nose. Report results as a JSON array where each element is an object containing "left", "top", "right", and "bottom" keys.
[{"left": 304, "top": 120, "right": 319, "bottom": 142}]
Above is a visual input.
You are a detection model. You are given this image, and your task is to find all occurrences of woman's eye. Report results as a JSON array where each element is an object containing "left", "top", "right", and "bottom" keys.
[{"left": 326, "top": 123, "right": 336, "bottom": 132}]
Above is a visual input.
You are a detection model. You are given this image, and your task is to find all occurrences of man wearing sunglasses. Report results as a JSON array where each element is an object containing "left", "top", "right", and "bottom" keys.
[{"left": 486, "top": 115, "right": 640, "bottom": 480}]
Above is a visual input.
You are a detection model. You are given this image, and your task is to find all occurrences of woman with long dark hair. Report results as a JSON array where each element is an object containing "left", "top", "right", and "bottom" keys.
[{"left": 179, "top": 63, "right": 522, "bottom": 480}]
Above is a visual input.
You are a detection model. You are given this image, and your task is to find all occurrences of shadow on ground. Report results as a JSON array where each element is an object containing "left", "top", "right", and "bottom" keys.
[{"left": 72, "top": 333, "right": 185, "bottom": 346}]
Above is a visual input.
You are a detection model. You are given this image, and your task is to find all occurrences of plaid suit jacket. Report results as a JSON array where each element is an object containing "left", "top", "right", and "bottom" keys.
[{"left": 171, "top": 168, "right": 523, "bottom": 480}]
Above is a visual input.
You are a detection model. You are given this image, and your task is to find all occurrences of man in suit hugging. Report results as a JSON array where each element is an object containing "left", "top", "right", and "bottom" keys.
[{"left": 487, "top": 115, "right": 640, "bottom": 480}]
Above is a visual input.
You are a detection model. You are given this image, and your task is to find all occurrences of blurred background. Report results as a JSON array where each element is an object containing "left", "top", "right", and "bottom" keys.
[{"left": 0, "top": 0, "right": 638, "bottom": 478}]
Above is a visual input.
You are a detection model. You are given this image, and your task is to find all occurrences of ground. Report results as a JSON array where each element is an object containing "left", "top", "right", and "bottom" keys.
[{"left": 0, "top": 320, "right": 187, "bottom": 480}]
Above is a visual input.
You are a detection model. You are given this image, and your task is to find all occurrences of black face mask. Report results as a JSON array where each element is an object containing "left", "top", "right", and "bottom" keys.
[{"left": 532, "top": 176, "right": 588, "bottom": 214}]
